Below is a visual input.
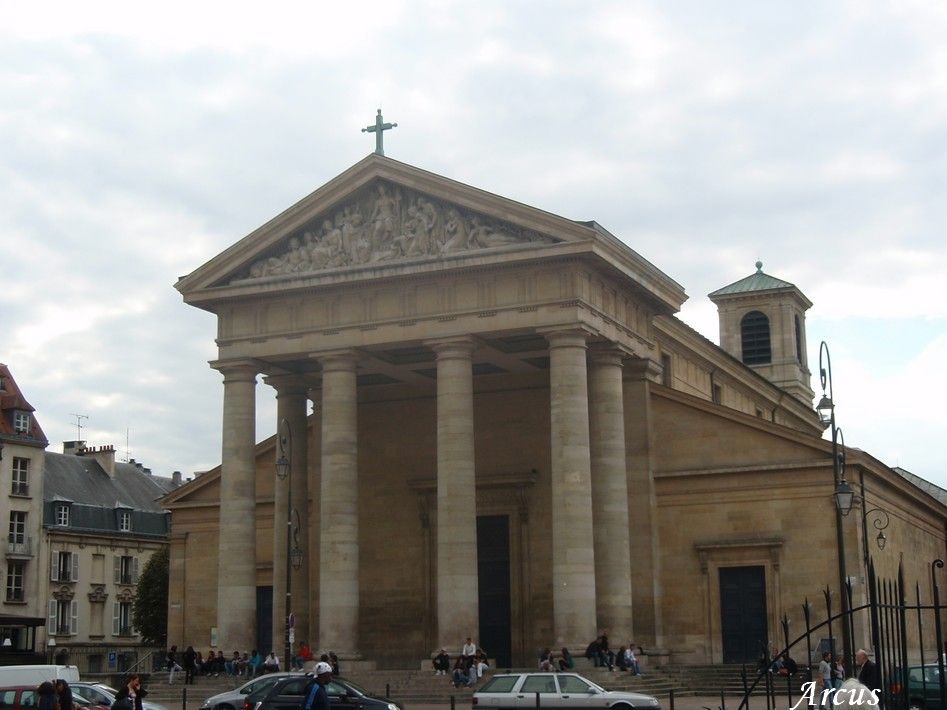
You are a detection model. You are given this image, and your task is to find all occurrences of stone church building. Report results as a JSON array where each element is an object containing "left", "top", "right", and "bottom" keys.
[{"left": 165, "top": 154, "right": 947, "bottom": 668}]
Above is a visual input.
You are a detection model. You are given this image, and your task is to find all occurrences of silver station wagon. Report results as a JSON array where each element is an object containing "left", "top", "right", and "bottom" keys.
[{"left": 472, "top": 673, "right": 661, "bottom": 710}]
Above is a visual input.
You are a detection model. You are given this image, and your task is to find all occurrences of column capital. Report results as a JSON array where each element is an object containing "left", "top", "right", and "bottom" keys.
[
  {"left": 540, "top": 326, "right": 593, "bottom": 350},
  {"left": 588, "top": 343, "right": 626, "bottom": 368},
  {"left": 426, "top": 335, "right": 476, "bottom": 358},
  {"left": 210, "top": 359, "right": 259, "bottom": 383},
  {"left": 312, "top": 348, "right": 360, "bottom": 373},
  {"left": 263, "top": 374, "right": 310, "bottom": 397},
  {"left": 623, "top": 357, "right": 663, "bottom": 383}
]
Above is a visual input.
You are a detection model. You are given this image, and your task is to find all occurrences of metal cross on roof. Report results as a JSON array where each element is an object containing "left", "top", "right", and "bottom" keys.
[{"left": 362, "top": 108, "right": 397, "bottom": 156}]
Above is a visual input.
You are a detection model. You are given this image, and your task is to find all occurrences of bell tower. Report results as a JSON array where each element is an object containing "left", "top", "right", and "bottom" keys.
[{"left": 709, "top": 261, "right": 814, "bottom": 404}]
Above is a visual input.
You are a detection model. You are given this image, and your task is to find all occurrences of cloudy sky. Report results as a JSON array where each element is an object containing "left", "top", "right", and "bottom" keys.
[{"left": 2, "top": 1, "right": 945, "bottom": 488}]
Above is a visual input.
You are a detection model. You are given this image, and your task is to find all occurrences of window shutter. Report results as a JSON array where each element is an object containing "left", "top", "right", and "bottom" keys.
[
  {"left": 113, "top": 556, "right": 120, "bottom": 584},
  {"left": 50, "top": 553, "right": 58, "bottom": 582},
  {"left": 132, "top": 557, "right": 139, "bottom": 584},
  {"left": 48, "top": 600, "right": 57, "bottom": 634},
  {"left": 71, "top": 552, "right": 79, "bottom": 582},
  {"left": 69, "top": 599, "right": 78, "bottom": 635},
  {"left": 112, "top": 602, "right": 120, "bottom": 635}
]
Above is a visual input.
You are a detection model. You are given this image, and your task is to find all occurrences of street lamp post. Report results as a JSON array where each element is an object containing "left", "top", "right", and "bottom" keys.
[
  {"left": 275, "top": 419, "right": 302, "bottom": 673},
  {"left": 818, "top": 341, "right": 854, "bottom": 674}
]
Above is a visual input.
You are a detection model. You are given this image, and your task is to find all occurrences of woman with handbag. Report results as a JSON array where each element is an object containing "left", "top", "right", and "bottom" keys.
[{"left": 113, "top": 674, "right": 147, "bottom": 710}]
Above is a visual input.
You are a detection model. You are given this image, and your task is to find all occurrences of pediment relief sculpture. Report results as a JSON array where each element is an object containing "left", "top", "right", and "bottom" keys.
[{"left": 235, "top": 181, "right": 558, "bottom": 282}]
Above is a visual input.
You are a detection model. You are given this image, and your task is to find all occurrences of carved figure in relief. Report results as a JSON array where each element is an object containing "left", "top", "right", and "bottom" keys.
[
  {"left": 418, "top": 197, "right": 441, "bottom": 249},
  {"left": 369, "top": 184, "right": 399, "bottom": 252},
  {"left": 468, "top": 216, "right": 519, "bottom": 248},
  {"left": 443, "top": 207, "right": 469, "bottom": 252}
]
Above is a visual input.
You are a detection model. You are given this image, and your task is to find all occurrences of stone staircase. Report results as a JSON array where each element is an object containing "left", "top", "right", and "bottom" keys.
[
  {"left": 128, "top": 673, "right": 248, "bottom": 706},
  {"left": 658, "top": 664, "right": 813, "bottom": 696}
]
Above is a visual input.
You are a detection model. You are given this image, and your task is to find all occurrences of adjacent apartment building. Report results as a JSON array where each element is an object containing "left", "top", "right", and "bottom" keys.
[
  {"left": 0, "top": 364, "right": 48, "bottom": 656},
  {"left": 42, "top": 444, "right": 178, "bottom": 671}
]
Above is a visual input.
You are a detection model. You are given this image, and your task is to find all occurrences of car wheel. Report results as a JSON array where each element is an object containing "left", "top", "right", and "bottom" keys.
[{"left": 611, "top": 703, "right": 635, "bottom": 710}]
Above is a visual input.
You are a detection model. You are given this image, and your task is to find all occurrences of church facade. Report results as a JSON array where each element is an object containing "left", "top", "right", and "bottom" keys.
[{"left": 165, "top": 155, "right": 947, "bottom": 668}]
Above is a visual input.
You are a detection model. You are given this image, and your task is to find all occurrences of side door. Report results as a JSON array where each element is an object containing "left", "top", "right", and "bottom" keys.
[
  {"left": 515, "top": 675, "right": 561, "bottom": 709},
  {"left": 556, "top": 675, "right": 598, "bottom": 710},
  {"left": 325, "top": 681, "right": 363, "bottom": 710},
  {"left": 265, "top": 678, "right": 312, "bottom": 710}
]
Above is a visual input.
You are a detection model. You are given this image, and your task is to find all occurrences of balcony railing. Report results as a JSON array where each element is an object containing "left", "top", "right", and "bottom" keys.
[{"left": 5, "top": 536, "right": 32, "bottom": 557}]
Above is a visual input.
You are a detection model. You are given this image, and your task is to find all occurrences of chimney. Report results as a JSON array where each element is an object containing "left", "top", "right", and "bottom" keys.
[
  {"left": 63, "top": 441, "right": 87, "bottom": 455},
  {"left": 89, "top": 445, "right": 116, "bottom": 476},
  {"left": 172, "top": 471, "right": 182, "bottom": 486}
]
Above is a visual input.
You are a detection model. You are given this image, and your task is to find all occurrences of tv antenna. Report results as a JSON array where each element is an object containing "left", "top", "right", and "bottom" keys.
[{"left": 69, "top": 413, "right": 88, "bottom": 442}]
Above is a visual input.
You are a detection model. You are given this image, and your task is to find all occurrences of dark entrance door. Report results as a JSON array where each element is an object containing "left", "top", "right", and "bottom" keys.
[
  {"left": 256, "top": 586, "right": 273, "bottom": 654},
  {"left": 477, "top": 515, "right": 512, "bottom": 667},
  {"left": 720, "top": 566, "right": 767, "bottom": 663}
]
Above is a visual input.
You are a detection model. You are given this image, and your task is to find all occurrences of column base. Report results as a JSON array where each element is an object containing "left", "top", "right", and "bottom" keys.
[{"left": 640, "top": 647, "right": 670, "bottom": 670}]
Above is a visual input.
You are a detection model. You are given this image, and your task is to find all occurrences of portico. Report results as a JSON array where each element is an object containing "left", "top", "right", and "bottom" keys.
[{"left": 171, "top": 154, "right": 683, "bottom": 665}]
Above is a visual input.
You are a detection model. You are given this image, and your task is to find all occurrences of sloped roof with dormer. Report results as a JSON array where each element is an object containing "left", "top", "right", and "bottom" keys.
[
  {"left": 43, "top": 452, "right": 175, "bottom": 537},
  {"left": 0, "top": 363, "right": 48, "bottom": 449}
]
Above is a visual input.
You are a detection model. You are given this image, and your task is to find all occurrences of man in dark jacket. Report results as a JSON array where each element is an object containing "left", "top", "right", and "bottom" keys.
[
  {"left": 302, "top": 662, "right": 333, "bottom": 710},
  {"left": 855, "top": 649, "right": 880, "bottom": 691}
]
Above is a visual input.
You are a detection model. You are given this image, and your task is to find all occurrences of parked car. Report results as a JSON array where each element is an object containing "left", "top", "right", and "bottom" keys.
[
  {"left": 199, "top": 673, "right": 303, "bottom": 710},
  {"left": 473, "top": 672, "right": 661, "bottom": 710},
  {"left": 0, "top": 686, "right": 107, "bottom": 710},
  {"left": 71, "top": 681, "right": 168, "bottom": 710},
  {"left": 249, "top": 675, "right": 402, "bottom": 710},
  {"left": 891, "top": 664, "right": 945, "bottom": 710}
]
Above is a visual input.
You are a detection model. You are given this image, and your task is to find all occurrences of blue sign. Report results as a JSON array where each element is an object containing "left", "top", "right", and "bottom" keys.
[{"left": 108, "top": 652, "right": 117, "bottom": 669}]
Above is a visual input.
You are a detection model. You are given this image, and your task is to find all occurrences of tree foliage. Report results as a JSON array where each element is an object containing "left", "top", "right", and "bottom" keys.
[{"left": 133, "top": 545, "right": 169, "bottom": 647}]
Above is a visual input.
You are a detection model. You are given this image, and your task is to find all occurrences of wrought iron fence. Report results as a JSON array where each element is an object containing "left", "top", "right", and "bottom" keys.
[{"left": 737, "top": 559, "right": 947, "bottom": 710}]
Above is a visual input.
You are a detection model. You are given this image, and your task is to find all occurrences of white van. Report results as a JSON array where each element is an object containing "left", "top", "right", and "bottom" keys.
[{"left": 0, "top": 664, "right": 80, "bottom": 687}]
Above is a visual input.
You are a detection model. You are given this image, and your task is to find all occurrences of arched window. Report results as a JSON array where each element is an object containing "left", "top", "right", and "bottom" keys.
[
  {"left": 741, "top": 311, "right": 771, "bottom": 365},
  {"left": 794, "top": 315, "right": 803, "bottom": 363}
]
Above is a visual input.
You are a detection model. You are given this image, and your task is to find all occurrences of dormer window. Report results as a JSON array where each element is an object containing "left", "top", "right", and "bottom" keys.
[
  {"left": 118, "top": 510, "right": 131, "bottom": 533},
  {"left": 55, "top": 504, "right": 71, "bottom": 527},
  {"left": 13, "top": 412, "right": 29, "bottom": 435}
]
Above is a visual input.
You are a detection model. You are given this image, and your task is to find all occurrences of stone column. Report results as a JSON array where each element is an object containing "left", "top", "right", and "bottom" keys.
[
  {"left": 588, "top": 345, "right": 633, "bottom": 639},
  {"left": 306, "top": 395, "right": 323, "bottom": 647},
  {"left": 429, "top": 336, "right": 479, "bottom": 649},
  {"left": 267, "top": 376, "right": 310, "bottom": 655},
  {"left": 214, "top": 361, "right": 258, "bottom": 652},
  {"left": 317, "top": 350, "right": 359, "bottom": 657},
  {"left": 545, "top": 328, "right": 597, "bottom": 647},
  {"left": 623, "top": 358, "right": 665, "bottom": 651}
]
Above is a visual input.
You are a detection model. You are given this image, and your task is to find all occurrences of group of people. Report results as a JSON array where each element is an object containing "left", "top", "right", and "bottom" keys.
[
  {"left": 584, "top": 634, "right": 644, "bottom": 674},
  {"left": 167, "top": 642, "right": 334, "bottom": 683},
  {"left": 766, "top": 647, "right": 881, "bottom": 710},
  {"left": 432, "top": 637, "right": 490, "bottom": 688}
]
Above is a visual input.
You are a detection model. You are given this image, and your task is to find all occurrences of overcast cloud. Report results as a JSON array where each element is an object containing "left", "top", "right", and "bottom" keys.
[{"left": 2, "top": 1, "right": 945, "bottom": 486}]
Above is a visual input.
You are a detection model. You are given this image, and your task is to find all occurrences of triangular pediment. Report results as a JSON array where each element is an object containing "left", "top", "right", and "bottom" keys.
[
  {"left": 176, "top": 154, "right": 687, "bottom": 314},
  {"left": 231, "top": 177, "right": 558, "bottom": 283}
]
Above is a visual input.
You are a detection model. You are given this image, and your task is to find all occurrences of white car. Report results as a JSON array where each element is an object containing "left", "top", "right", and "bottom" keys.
[{"left": 473, "top": 673, "right": 661, "bottom": 710}]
